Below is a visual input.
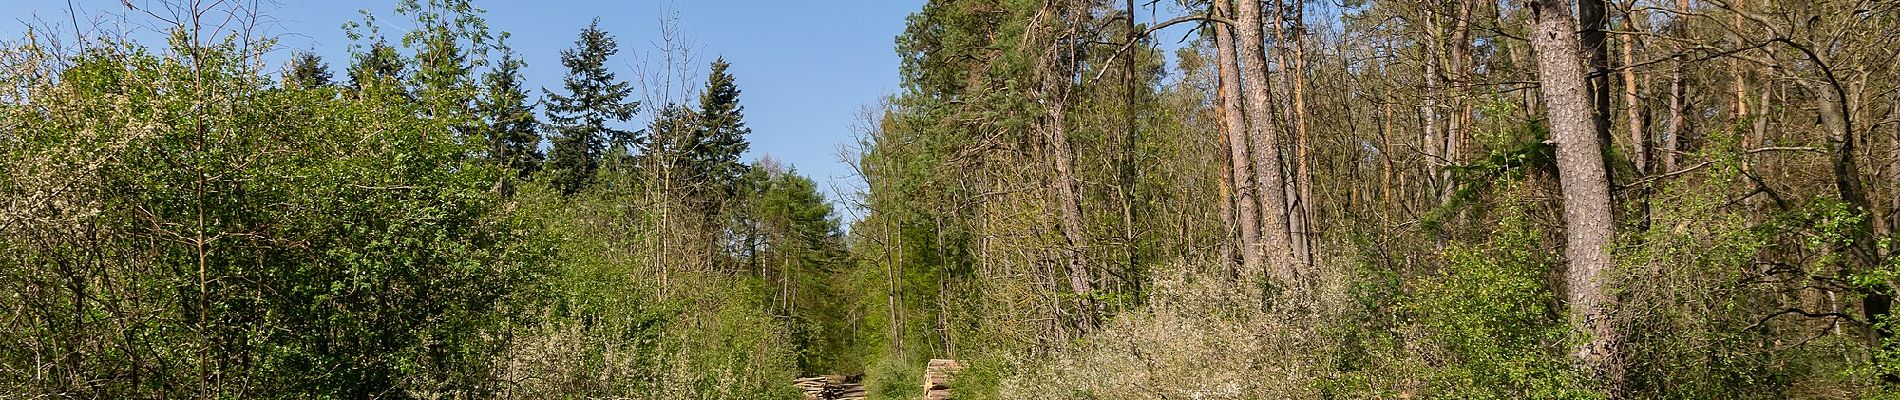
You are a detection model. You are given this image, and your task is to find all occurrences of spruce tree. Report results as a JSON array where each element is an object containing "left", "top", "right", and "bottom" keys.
[
  {"left": 692, "top": 58, "right": 752, "bottom": 205},
  {"left": 285, "top": 52, "right": 332, "bottom": 88},
  {"left": 478, "top": 34, "right": 541, "bottom": 181},
  {"left": 543, "top": 19, "right": 639, "bottom": 195}
]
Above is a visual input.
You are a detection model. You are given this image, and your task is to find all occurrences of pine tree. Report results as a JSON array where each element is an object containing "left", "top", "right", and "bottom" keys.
[
  {"left": 692, "top": 58, "right": 753, "bottom": 208},
  {"left": 478, "top": 34, "right": 541, "bottom": 181},
  {"left": 543, "top": 19, "right": 639, "bottom": 195},
  {"left": 285, "top": 52, "right": 332, "bottom": 88}
]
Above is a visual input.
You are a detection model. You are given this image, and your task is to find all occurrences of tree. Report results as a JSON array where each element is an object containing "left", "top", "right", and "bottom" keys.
[
  {"left": 478, "top": 34, "right": 541, "bottom": 181},
  {"left": 399, "top": 0, "right": 490, "bottom": 125},
  {"left": 1234, "top": 0, "right": 1300, "bottom": 288},
  {"left": 543, "top": 19, "right": 639, "bottom": 195},
  {"left": 1527, "top": 0, "right": 1621, "bottom": 393},
  {"left": 347, "top": 41, "right": 405, "bottom": 91},
  {"left": 691, "top": 58, "right": 754, "bottom": 212},
  {"left": 285, "top": 51, "right": 332, "bottom": 88},
  {"left": 1214, "top": 0, "right": 1263, "bottom": 276}
]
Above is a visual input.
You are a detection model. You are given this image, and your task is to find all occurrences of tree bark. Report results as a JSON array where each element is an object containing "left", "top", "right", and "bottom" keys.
[
  {"left": 1663, "top": 0, "right": 1688, "bottom": 173},
  {"left": 1528, "top": 0, "right": 1622, "bottom": 394},
  {"left": 1119, "top": 0, "right": 1140, "bottom": 292},
  {"left": 1449, "top": 0, "right": 1472, "bottom": 174},
  {"left": 1289, "top": 0, "right": 1316, "bottom": 267},
  {"left": 1036, "top": 4, "right": 1097, "bottom": 330},
  {"left": 1235, "top": 0, "right": 1301, "bottom": 287},
  {"left": 1216, "top": 0, "right": 1263, "bottom": 277},
  {"left": 1813, "top": 77, "right": 1893, "bottom": 382},
  {"left": 1580, "top": 0, "right": 1614, "bottom": 179},
  {"left": 1621, "top": 13, "right": 1646, "bottom": 176}
]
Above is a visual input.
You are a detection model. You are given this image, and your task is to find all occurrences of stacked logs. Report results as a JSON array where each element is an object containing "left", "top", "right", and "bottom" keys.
[
  {"left": 793, "top": 374, "right": 865, "bottom": 400},
  {"left": 923, "top": 359, "right": 964, "bottom": 400}
]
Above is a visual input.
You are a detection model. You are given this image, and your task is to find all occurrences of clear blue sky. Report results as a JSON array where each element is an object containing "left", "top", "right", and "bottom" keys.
[{"left": 2, "top": 0, "right": 924, "bottom": 193}]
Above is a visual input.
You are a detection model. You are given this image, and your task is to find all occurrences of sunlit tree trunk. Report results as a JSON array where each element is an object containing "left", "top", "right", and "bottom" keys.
[
  {"left": 1621, "top": 10, "right": 1646, "bottom": 176},
  {"left": 1528, "top": 0, "right": 1622, "bottom": 394},
  {"left": 1288, "top": 0, "right": 1316, "bottom": 267},
  {"left": 1216, "top": 0, "right": 1264, "bottom": 277},
  {"left": 1036, "top": 1, "right": 1097, "bottom": 329},
  {"left": 1235, "top": 0, "right": 1301, "bottom": 287}
]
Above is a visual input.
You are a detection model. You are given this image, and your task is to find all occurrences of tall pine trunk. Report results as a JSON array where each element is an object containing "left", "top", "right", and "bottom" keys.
[
  {"left": 1235, "top": 0, "right": 1301, "bottom": 288},
  {"left": 1528, "top": 0, "right": 1622, "bottom": 394},
  {"left": 1215, "top": 0, "right": 1263, "bottom": 277}
]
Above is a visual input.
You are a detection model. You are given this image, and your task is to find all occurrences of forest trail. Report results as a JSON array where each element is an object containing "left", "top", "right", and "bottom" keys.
[
  {"left": 794, "top": 359, "right": 962, "bottom": 400},
  {"left": 793, "top": 375, "right": 865, "bottom": 400}
]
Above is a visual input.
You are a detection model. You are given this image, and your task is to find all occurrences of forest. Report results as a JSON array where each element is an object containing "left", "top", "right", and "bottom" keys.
[{"left": 2, "top": 0, "right": 1898, "bottom": 398}]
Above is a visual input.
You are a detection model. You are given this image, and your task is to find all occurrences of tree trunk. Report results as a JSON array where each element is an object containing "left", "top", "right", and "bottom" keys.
[
  {"left": 1290, "top": 0, "right": 1316, "bottom": 267},
  {"left": 1444, "top": 0, "right": 1472, "bottom": 209},
  {"left": 1236, "top": 0, "right": 1301, "bottom": 287},
  {"left": 1215, "top": 0, "right": 1263, "bottom": 278},
  {"left": 1119, "top": 0, "right": 1140, "bottom": 292},
  {"left": 1813, "top": 78, "right": 1894, "bottom": 383},
  {"left": 1663, "top": 0, "right": 1688, "bottom": 173},
  {"left": 1621, "top": 18, "right": 1646, "bottom": 176},
  {"left": 1580, "top": 0, "right": 1614, "bottom": 179},
  {"left": 1038, "top": 7, "right": 1097, "bottom": 330},
  {"left": 1528, "top": 0, "right": 1622, "bottom": 394}
]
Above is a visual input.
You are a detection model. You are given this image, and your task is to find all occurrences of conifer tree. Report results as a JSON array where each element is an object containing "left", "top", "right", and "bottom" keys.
[
  {"left": 543, "top": 19, "right": 639, "bottom": 195},
  {"left": 691, "top": 58, "right": 753, "bottom": 211},
  {"left": 479, "top": 34, "right": 541, "bottom": 181},
  {"left": 285, "top": 52, "right": 332, "bottom": 88}
]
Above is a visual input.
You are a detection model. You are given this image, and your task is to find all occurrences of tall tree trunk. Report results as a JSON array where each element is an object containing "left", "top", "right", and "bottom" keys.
[
  {"left": 1381, "top": 101, "right": 1395, "bottom": 227},
  {"left": 1422, "top": 17, "right": 1443, "bottom": 208},
  {"left": 1216, "top": 0, "right": 1263, "bottom": 277},
  {"left": 1664, "top": 57, "right": 1683, "bottom": 172},
  {"left": 1813, "top": 77, "right": 1894, "bottom": 383},
  {"left": 1528, "top": 0, "right": 1622, "bottom": 394},
  {"left": 1580, "top": 0, "right": 1614, "bottom": 178},
  {"left": 1270, "top": 0, "right": 1304, "bottom": 264},
  {"left": 1729, "top": 1, "right": 1752, "bottom": 147},
  {"left": 1236, "top": 0, "right": 1301, "bottom": 287},
  {"left": 1038, "top": 5, "right": 1097, "bottom": 330},
  {"left": 1664, "top": 0, "right": 1688, "bottom": 173},
  {"left": 1446, "top": 0, "right": 1472, "bottom": 206},
  {"left": 1290, "top": 0, "right": 1316, "bottom": 267},
  {"left": 1621, "top": 15, "right": 1646, "bottom": 176},
  {"left": 1114, "top": 0, "right": 1140, "bottom": 293},
  {"left": 1621, "top": 4, "right": 1650, "bottom": 230},
  {"left": 1889, "top": 99, "right": 1900, "bottom": 246}
]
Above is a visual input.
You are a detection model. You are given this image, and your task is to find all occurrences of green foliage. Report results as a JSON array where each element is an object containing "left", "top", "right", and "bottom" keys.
[
  {"left": 692, "top": 58, "right": 753, "bottom": 206},
  {"left": 285, "top": 51, "right": 333, "bottom": 88},
  {"left": 1404, "top": 210, "right": 1596, "bottom": 399},
  {"left": 477, "top": 33, "right": 542, "bottom": 182},
  {"left": 347, "top": 41, "right": 406, "bottom": 91},
  {"left": 0, "top": 39, "right": 548, "bottom": 397},
  {"left": 1427, "top": 121, "right": 1554, "bottom": 230},
  {"left": 544, "top": 19, "right": 640, "bottom": 196}
]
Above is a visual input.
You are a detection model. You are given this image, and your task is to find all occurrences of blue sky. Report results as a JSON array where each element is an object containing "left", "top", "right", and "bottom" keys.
[{"left": 2, "top": 0, "right": 924, "bottom": 195}]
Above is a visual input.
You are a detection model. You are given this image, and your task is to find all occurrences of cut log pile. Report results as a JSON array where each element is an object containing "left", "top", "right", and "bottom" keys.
[
  {"left": 923, "top": 359, "right": 964, "bottom": 400},
  {"left": 793, "top": 374, "right": 864, "bottom": 400}
]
